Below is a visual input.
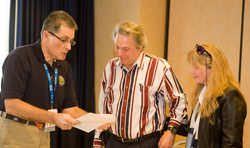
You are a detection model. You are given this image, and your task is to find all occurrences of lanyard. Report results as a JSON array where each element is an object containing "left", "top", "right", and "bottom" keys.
[{"left": 43, "top": 63, "right": 58, "bottom": 109}]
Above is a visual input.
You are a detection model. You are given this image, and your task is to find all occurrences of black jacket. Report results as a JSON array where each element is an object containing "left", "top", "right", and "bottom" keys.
[{"left": 177, "top": 89, "right": 247, "bottom": 148}]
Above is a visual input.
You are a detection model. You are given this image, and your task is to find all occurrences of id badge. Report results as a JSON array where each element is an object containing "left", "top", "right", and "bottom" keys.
[{"left": 44, "top": 109, "right": 58, "bottom": 132}]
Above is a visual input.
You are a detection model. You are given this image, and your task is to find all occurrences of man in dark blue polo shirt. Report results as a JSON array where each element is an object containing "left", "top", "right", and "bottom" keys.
[{"left": 0, "top": 11, "right": 90, "bottom": 147}]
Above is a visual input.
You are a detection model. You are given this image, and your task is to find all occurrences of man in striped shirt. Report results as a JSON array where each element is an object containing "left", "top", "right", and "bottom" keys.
[{"left": 93, "top": 21, "right": 188, "bottom": 148}]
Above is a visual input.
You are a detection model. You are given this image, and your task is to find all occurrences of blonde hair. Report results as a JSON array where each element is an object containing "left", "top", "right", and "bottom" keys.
[
  {"left": 187, "top": 43, "right": 243, "bottom": 117},
  {"left": 112, "top": 21, "right": 147, "bottom": 49}
]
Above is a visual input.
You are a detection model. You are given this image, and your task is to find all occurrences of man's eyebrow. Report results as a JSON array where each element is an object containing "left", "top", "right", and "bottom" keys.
[{"left": 62, "top": 35, "right": 74, "bottom": 41}]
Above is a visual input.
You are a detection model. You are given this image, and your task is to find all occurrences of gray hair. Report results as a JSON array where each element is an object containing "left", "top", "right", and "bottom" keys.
[{"left": 112, "top": 21, "right": 147, "bottom": 49}]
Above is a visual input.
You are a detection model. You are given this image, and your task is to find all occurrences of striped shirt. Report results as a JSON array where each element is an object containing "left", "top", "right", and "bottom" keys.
[{"left": 93, "top": 52, "right": 188, "bottom": 147}]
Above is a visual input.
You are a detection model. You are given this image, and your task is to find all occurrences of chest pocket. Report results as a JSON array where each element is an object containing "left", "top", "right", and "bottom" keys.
[{"left": 134, "top": 85, "right": 159, "bottom": 108}]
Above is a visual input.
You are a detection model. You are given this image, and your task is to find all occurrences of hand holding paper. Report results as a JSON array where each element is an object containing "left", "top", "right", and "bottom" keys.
[
  {"left": 98, "top": 123, "right": 111, "bottom": 130},
  {"left": 73, "top": 113, "right": 116, "bottom": 133}
]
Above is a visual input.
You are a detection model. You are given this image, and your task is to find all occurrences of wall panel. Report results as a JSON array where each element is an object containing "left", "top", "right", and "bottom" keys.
[
  {"left": 168, "top": 0, "right": 242, "bottom": 95},
  {"left": 139, "top": 0, "right": 166, "bottom": 58}
]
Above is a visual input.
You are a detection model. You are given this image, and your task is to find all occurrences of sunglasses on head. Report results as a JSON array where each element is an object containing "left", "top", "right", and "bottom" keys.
[{"left": 196, "top": 44, "right": 212, "bottom": 57}]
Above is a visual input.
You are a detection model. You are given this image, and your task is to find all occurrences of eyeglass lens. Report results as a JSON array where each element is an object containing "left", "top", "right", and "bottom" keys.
[
  {"left": 48, "top": 31, "right": 76, "bottom": 46},
  {"left": 196, "top": 44, "right": 212, "bottom": 57},
  {"left": 196, "top": 44, "right": 205, "bottom": 54}
]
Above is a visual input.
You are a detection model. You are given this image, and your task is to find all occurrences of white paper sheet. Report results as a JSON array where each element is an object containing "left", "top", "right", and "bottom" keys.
[{"left": 73, "top": 113, "right": 116, "bottom": 133}]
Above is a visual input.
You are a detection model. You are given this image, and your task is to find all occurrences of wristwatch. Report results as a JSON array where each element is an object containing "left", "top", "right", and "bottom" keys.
[{"left": 167, "top": 126, "right": 178, "bottom": 135}]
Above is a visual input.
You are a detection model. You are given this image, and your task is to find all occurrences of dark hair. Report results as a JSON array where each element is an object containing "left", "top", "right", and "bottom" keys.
[{"left": 40, "top": 11, "right": 78, "bottom": 39}]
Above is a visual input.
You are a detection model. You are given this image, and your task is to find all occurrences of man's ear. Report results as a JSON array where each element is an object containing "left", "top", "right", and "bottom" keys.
[
  {"left": 43, "top": 31, "right": 50, "bottom": 43},
  {"left": 139, "top": 46, "right": 143, "bottom": 52}
]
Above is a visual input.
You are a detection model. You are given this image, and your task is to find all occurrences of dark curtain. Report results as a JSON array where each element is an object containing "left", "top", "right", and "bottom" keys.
[{"left": 9, "top": 0, "right": 95, "bottom": 148}]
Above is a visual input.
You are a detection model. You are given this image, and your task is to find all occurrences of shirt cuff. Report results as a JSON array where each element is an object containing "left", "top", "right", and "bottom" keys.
[
  {"left": 93, "top": 138, "right": 103, "bottom": 147},
  {"left": 93, "top": 128, "right": 103, "bottom": 147},
  {"left": 168, "top": 119, "right": 181, "bottom": 129}
]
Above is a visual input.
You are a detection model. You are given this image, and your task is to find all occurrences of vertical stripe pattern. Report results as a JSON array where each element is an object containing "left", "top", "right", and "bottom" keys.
[{"left": 94, "top": 52, "right": 188, "bottom": 147}]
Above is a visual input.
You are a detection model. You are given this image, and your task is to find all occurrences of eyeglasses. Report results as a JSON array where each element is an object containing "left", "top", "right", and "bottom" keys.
[
  {"left": 48, "top": 31, "right": 76, "bottom": 46},
  {"left": 196, "top": 44, "right": 211, "bottom": 57}
]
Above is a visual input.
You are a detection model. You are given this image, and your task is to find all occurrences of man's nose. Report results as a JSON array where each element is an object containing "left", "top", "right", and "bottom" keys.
[
  {"left": 66, "top": 43, "right": 71, "bottom": 51},
  {"left": 117, "top": 49, "right": 123, "bottom": 56}
]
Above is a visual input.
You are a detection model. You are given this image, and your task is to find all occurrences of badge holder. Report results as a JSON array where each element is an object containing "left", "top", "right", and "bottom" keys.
[
  {"left": 43, "top": 64, "right": 58, "bottom": 132},
  {"left": 44, "top": 109, "right": 58, "bottom": 132}
]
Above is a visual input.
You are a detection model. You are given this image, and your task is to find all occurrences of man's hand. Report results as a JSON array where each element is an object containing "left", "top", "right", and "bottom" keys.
[
  {"left": 158, "top": 130, "right": 175, "bottom": 148},
  {"left": 57, "top": 106, "right": 87, "bottom": 130},
  {"left": 98, "top": 123, "right": 111, "bottom": 130},
  {"left": 53, "top": 113, "right": 81, "bottom": 130}
]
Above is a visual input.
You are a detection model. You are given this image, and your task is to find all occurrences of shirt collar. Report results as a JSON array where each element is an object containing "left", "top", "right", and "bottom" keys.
[
  {"left": 115, "top": 51, "right": 145, "bottom": 70},
  {"left": 198, "top": 86, "right": 206, "bottom": 104}
]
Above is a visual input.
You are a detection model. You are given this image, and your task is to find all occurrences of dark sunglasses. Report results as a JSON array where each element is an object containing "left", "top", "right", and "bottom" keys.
[{"left": 196, "top": 44, "right": 211, "bottom": 57}]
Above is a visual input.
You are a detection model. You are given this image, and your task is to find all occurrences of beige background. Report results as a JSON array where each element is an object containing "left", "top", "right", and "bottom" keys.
[{"left": 94, "top": 0, "right": 249, "bottom": 147}]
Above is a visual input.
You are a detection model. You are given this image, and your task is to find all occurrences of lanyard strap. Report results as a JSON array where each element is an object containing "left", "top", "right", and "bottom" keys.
[{"left": 43, "top": 63, "right": 58, "bottom": 108}]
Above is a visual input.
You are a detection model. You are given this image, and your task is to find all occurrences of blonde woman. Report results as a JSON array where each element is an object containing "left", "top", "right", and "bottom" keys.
[{"left": 184, "top": 43, "right": 247, "bottom": 148}]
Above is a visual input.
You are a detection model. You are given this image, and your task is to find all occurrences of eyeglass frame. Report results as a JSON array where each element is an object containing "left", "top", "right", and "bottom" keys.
[{"left": 48, "top": 31, "right": 76, "bottom": 46}]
